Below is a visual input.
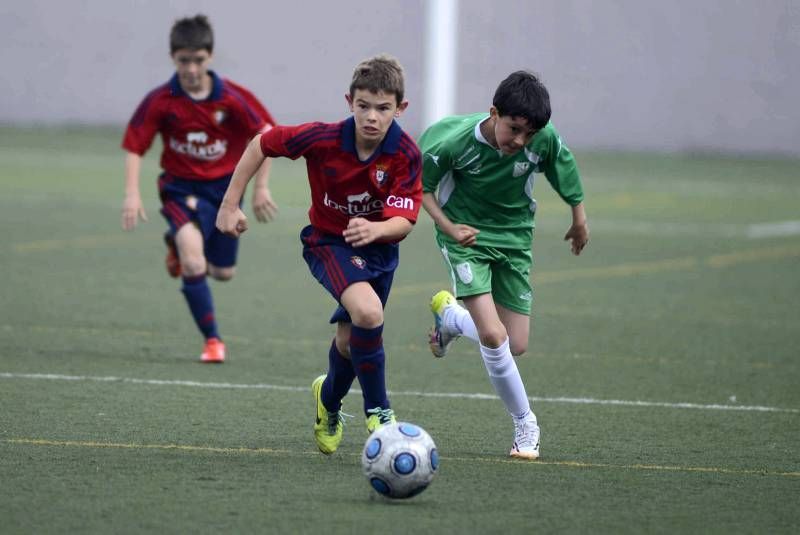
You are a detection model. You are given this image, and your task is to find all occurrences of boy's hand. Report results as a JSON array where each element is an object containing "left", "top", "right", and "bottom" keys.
[
  {"left": 422, "top": 192, "right": 478, "bottom": 246},
  {"left": 564, "top": 221, "right": 589, "bottom": 255},
  {"left": 447, "top": 224, "right": 480, "bottom": 247},
  {"left": 216, "top": 205, "right": 249, "bottom": 238},
  {"left": 343, "top": 217, "right": 380, "bottom": 247},
  {"left": 121, "top": 194, "right": 148, "bottom": 231},
  {"left": 252, "top": 186, "right": 278, "bottom": 223}
]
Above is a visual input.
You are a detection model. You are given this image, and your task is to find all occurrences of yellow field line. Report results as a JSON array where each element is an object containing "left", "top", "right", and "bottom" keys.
[
  {"left": 393, "top": 244, "right": 800, "bottom": 295},
  {"left": 533, "top": 243, "right": 800, "bottom": 282},
  {"left": 6, "top": 438, "right": 312, "bottom": 457},
  {"left": 12, "top": 234, "right": 800, "bottom": 289},
  {"left": 11, "top": 224, "right": 309, "bottom": 253},
  {"left": 6, "top": 438, "right": 799, "bottom": 479},
  {"left": 534, "top": 256, "right": 698, "bottom": 284},
  {"left": 706, "top": 244, "right": 800, "bottom": 268}
]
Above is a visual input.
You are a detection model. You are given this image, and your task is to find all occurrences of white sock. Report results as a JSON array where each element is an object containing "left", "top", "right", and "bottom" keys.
[
  {"left": 480, "top": 338, "right": 532, "bottom": 420},
  {"left": 443, "top": 303, "right": 479, "bottom": 343}
]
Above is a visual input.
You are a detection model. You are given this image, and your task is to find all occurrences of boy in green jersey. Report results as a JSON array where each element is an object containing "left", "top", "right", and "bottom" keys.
[{"left": 421, "top": 71, "right": 589, "bottom": 459}]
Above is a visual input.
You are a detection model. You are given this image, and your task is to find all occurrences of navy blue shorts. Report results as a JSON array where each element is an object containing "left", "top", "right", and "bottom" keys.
[
  {"left": 300, "top": 225, "right": 399, "bottom": 324},
  {"left": 158, "top": 173, "right": 239, "bottom": 268}
]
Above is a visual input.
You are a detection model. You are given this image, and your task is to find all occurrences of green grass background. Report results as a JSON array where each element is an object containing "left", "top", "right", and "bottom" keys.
[{"left": 0, "top": 125, "right": 798, "bottom": 533}]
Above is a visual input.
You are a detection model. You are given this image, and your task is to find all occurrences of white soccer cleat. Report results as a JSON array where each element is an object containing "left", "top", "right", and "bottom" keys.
[{"left": 510, "top": 413, "right": 540, "bottom": 460}]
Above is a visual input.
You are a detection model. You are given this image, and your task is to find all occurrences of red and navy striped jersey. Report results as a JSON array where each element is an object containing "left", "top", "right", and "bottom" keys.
[
  {"left": 122, "top": 71, "right": 275, "bottom": 181},
  {"left": 259, "top": 117, "right": 422, "bottom": 240}
]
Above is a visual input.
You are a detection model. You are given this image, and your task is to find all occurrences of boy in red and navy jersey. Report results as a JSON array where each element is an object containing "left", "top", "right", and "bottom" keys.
[
  {"left": 121, "top": 14, "right": 276, "bottom": 363},
  {"left": 262, "top": 116, "right": 420, "bottom": 238},
  {"left": 217, "top": 55, "right": 422, "bottom": 454}
]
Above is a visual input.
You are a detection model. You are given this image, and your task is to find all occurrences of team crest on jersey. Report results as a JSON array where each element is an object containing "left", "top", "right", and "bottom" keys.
[
  {"left": 374, "top": 164, "right": 389, "bottom": 185},
  {"left": 513, "top": 161, "right": 530, "bottom": 177},
  {"left": 456, "top": 262, "right": 473, "bottom": 284},
  {"left": 214, "top": 109, "right": 227, "bottom": 124},
  {"left": 351, "top": 256, "right": 366, "bottom": 269}
]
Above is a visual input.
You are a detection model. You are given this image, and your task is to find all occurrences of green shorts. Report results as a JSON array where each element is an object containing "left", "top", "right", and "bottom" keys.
[{"left": 435, "top": 235, "right": 533, "bottom": 315}]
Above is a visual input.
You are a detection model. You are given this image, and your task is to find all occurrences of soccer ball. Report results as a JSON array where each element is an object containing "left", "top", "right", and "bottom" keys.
[{"left": 361, "top": 422, "right": 439, "bottom": 499}]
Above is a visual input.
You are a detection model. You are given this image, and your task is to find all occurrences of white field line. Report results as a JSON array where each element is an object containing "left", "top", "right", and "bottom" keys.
[
  {"left": 1, "top": 372, "right": 797, "bottom": 414},
  {"left": 583, "top": 219, "right": 800, "bottom": 239},
  {"left": 746, "top": 220, "right": 800, "bottom": 239},
  {"left": 11, "top": 221, "right": 800, "bottom": 254}
]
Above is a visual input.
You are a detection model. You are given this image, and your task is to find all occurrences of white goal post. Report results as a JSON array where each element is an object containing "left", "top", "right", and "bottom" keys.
[{"left": 423, "top": 0, "right": 459, "bottom": 130}]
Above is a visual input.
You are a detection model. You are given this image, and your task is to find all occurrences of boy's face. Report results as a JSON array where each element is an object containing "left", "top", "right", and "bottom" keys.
[
  {"left": 346, "top": 89, "right": 408, "bottom": 145},
  {"left": 490, "top": 108, "right": 537, "bottom": 155},
  {"left": 172, "top": 48, "right": 212, "bottom": 93}
]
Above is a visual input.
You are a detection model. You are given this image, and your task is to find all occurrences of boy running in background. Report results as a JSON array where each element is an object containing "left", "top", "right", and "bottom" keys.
[
  {"left": 121, "top": 14, "right": 277, "bottom": 363},
  {"left": 421, "top": 71, "right": 589, "bottom": 459},
  {"left": 216, "top": 55, "right": 422, "bottom": 454}
]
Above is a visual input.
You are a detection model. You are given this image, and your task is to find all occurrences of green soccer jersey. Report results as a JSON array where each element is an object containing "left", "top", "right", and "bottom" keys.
[{"left": 420, "top": 113, "right": 584, "bottom": 248}]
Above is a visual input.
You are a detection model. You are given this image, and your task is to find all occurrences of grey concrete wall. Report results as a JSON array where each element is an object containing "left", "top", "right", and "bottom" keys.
[{"left": 1, "top": 0, "right": 798, "bottom": 155}]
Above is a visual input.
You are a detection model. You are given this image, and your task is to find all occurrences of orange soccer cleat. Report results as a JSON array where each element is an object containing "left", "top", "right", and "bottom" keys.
[
  {"left": 163, "top": 232, "right": 181, "bottom": 278},
  {"left": 200, "top": 337, "right": 226, "bottom": 363}
]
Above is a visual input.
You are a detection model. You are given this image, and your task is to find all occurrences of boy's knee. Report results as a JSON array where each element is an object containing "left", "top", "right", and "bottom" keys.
[
  {"left": 478, "top": 323, "right": 508, "bottom": 349},
  {"left": 509, "top": 340, "right": 528, "bottom": 357},
  {"left": 181, "top": 256, "right": 207, "bottom": 277},
  {"left": 334, "top": 323, "right": 352, "bottom": 357},
  {"left": 335, "top": 338, "right": 351, "bottom": 358},
  {"left": 348, "top": 305, "right": 384, "bottom": 329},
  {"left": 208, "top": 265, "right": 235, "bottom": 281}
]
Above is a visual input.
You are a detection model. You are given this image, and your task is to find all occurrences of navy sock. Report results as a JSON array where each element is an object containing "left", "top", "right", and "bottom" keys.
[
  {"left": 321, "top": 339, "right": 356, "bottom": 412},
  {"left": 181, "top": 275, "right": 219, "bottom": 340},
  {"left": 349, "top": 324, "right": 389, "bottom": 414}
]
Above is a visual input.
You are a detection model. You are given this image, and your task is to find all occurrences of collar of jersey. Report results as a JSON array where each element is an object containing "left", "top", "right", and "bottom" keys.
[
  {"left": 169, "top": 70, "right": 224, "bottom": 102},
  {"left": 341, "top": 116, "right": 402, "bottom": 162},
  {"left": 473, "top": 113, "right": 493, "bottom": 147}
]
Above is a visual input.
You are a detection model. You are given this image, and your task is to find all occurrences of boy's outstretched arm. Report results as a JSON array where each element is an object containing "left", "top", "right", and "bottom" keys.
[
  {"left": 250, "top": 156, "right": 278, "bottom": 223},
  {"left": 564, "top": 202, "right": 590, "bottom": 255},
  {"left": 422, "top": 192, "right": 479, "bottom": 247},
  {"left": 217, "top": 135, "right": 267, "bottom": 237},
  {"left": 250, "top": 123, "right": 278, "bottom": 223},
  {"left": 121, "top": 152, "right": 148, "bottom": 230}
]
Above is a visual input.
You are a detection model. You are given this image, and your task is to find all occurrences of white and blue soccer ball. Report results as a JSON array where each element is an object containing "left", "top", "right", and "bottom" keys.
[{"left": 361, "top": 422, "right": 439, "bottom": 499}]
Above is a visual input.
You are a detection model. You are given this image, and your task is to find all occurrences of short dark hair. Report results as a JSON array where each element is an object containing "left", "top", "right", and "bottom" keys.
[
  {"left": 493, "top": 71, "right": 551, "bottom": 130},
  {"left": 349, "top": 54, "right": 405, "bottom": 105},
  {"left": 170, "top": 14, "right": 214, "bottom": 54}
]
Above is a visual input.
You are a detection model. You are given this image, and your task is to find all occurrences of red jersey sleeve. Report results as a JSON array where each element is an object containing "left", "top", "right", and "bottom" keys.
[
  {"left": 382, "top": 133, "right": 423, "bottom": 224},
  {"left": 121, "top": 86, "right": 165, "bottom": 156},
  {"left": 259, "top": 123, "right": 329, "bottom": 159}
]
